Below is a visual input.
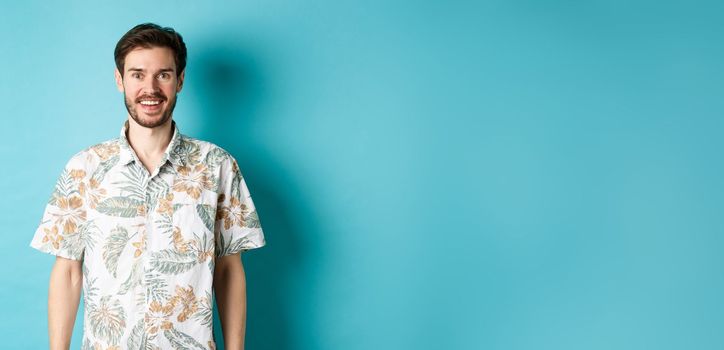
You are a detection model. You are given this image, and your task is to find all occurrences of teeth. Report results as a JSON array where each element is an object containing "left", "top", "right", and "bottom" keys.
[{"left": 140, "top": 100, "right": 160, "bottom": 105}]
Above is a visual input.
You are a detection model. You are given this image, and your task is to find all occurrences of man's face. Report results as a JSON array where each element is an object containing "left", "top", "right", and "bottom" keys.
[{"left": 114, "top": 46, "right": 185, "bottom": 128}]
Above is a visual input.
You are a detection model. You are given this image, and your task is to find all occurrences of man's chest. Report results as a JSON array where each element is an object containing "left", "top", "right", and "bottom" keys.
[{"left": 81, "top": 161, "right": 221, "bottom": 280}]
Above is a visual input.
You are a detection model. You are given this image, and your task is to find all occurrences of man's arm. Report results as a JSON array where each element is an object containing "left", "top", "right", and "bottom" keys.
[
  {"left": 48, "top": 256, "right": 83, "bottom": 350},
  {"left": 213, "top": 252, "right": 248, "bottom": 350}
]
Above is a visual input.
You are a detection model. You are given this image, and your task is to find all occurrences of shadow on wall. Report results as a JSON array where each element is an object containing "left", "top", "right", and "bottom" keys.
[{"left": 192, "top": 41, "right": 309, "bottom": 350}]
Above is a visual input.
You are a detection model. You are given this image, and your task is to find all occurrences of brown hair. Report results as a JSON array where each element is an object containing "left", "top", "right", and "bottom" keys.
[{"left": 114, "top": 23, "right": 187, "bottom": 77}]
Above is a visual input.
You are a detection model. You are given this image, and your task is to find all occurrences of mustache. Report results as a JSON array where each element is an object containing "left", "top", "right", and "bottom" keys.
[{"left": 136, "top": 94, "right": 167, "bottom": 102}]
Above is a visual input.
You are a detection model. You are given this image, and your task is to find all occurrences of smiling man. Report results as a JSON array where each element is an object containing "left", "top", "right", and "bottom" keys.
[{"left": 29, "top": 23, "right": 266, "bottom": 350}]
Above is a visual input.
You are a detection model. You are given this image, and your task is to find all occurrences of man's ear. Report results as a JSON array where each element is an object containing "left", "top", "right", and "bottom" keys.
[
  {"left": 176, "top": 69, "right": 185, "bottom": 93},
  {"left": 114, "top": 68, "right": 124, "bottom": 92}
]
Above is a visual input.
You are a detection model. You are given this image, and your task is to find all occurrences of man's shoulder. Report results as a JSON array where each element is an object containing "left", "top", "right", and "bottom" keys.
[
  {"left": 62, "top": 137, "right": 122, "bottom": 170},
  {"left": 181, "top": 135, "right": 236, "bottom": 164}
]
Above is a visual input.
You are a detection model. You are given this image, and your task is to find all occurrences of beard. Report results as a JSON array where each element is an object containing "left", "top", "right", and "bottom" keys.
[{"left": 123, "top": 91, "right": 177, "bottom": 128}]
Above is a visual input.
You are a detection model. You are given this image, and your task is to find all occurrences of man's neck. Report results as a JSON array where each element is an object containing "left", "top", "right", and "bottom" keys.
[{"left": 126, "top": 117, "right": 174, "bottom": 160}]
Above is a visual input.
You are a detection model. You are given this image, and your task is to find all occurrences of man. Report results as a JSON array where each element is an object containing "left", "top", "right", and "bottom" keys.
[{"left": 29, "top": 23, "right": 266, "bottom": 350}]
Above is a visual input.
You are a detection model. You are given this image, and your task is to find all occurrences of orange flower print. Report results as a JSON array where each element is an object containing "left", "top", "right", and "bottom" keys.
[
  {"left": 42, "top": 225, "right": 63, "bottom": 250},
  {"left": 91, "top": 142, "right": 120, "bottom": 161},
  {"left": 197, "top": 247, "right": 214, "bottom": 263},
  {"left": 144, "top": 300, "right": 174, "bottom": 335},
  {"left": 217, "top": 196, "right": 249, "bottom": 230},
  {"left": 171, "top": 285, "right": 199, "bottom": 322},
  {"left": 172, "top": 164, "right": 214, "bottom": 200},
  {"left": 172, "top": 226, "right": 190, "bottom": 253},
  {"left": 230, "top": 158, "right": 240, "bottom": 174},
  {"left": 69, "top": 169, "right": 86, "bottom": 180},
  {"left": 156, "top": 192, "right": 175, "bottom": 216},
  {"left": 215, "top": 193, "right": 227, "bottom": 219},
  {"left": 186, "top": 231, "right": 214, "bottom": 263},
  {"left": 79, "top": 178, "right": 107, "bottom": 209},
  {"left": 137, "top": 203, "right": 147, "bottom": 217},
  {"left": 52, "top": 195, "right": 87, "bottom": 234},
  {"left": 131, "top": 233, "right": 145, "bottom": 258}
]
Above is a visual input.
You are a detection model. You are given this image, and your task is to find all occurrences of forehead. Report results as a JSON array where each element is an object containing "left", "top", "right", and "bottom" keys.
[{"left": 124, "top": 46, "right": 176, "bottom": 72}]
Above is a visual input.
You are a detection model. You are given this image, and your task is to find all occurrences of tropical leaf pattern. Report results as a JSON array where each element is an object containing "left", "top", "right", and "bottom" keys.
[
  {"left": 102, "top": 225, "right": 130, "bottom": 278},
  {"left": 196, "top": 204, "right": 215, "bottom": 232},
  {"left": 151, "top": 248, "right": 200, "bottom": 275},
  {"left": 164, "top": 328, "right": 208, "bottom": 350},
  {"left": 87, "top": 295, "right": 127, "bottom": 344},
  {"left": 29, "top": 120, "right": 266, "bottom": 348},
  {"left": 96, "top": 196, "right": 144, "bottom": 217}
]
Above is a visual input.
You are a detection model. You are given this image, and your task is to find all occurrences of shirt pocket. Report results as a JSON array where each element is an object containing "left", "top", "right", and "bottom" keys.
[{"left": 170, "top": 191, "right": 218, "bottom": 257}]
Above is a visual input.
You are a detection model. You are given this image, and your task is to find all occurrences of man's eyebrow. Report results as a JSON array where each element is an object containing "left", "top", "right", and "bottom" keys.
[{"left": 126, "top": 67, "right": 175, "bottom": 73}]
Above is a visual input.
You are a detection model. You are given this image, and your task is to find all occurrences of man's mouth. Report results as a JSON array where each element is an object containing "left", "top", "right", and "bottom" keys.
[{"left": 137, "top": 97, "right": 165, "bottom": 112}]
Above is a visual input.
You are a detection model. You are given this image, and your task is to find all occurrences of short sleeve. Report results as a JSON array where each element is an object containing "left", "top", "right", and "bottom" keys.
[
  {"left": 29, "top": 153, "right": 89, "bottom": 261},
  {"left": 214, "top": 154, "right": 266, "bottom": 257}
]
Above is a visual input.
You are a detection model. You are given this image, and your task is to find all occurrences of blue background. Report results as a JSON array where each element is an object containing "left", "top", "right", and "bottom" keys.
[{"left": 2, "top": 0, "right": 724, "bottom": 349}]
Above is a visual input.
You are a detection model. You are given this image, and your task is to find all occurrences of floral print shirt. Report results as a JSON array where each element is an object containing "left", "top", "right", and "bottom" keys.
[{"left": 29, "top": 120, "right": 266, "bottom": 349}]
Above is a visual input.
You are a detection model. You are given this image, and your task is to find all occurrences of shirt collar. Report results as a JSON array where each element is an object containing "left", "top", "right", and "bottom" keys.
[{"left": 118, "top": 119, "right": 185, "bottom": 168}]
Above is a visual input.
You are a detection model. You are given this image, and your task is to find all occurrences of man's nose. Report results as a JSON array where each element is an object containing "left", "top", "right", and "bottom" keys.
[{"left": 142, "top": 77, "right": 160, "bottom": 94}]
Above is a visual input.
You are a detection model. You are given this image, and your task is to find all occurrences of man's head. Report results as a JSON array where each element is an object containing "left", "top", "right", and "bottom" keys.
[{"left": 114, "top": 23, "right": 187, "bottom": 129}]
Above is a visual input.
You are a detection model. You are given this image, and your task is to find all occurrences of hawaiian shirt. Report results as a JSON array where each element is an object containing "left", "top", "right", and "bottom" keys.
[{"left": 29, "top": 120, "right": 266, "bottom": 349}]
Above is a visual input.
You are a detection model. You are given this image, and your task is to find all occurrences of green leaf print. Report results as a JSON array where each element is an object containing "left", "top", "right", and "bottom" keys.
[
  {"left": 103, "top": 226, "right": 130, "bottom": 278},
  {"left": 226, "top": 235, "right": 253, "bottom": 255},
  {"left": 87, "top": 295, "right": 126, "bottom": 345},
  {"left": 145, "top": 272, "right": 172, "bottom": 303},
  {"left": 230, "top": 168, "right": 241, "bottom": 201},
  {"left": 196, "top": 204, "right": 215, "bottom": 232},
  {"left": 119, "top": 258, "right": 143, "bottom": 295},
  {"left": 245, "top": 210, "right": 262, "bottom": 228},
  {"left": 193, "top": 290, "right": 214, "bottom": 327},
  {"left": 127, "top": 318, "right": 148, "bottom": 350},
  {"left": 154, "top": 214, "right": 174, "bottom": 236},
  {"left": 171, "top": 138, "right": 202, "bottom": 165},
  {"left": 113, "top": 165, "right": 147, "bottom": 201},
  {"left": 146, "top": 176, "right": 171, "bottom": 209},
  {"left": 164, "top": 328, "right": 207, "bottom": 350},
  {"left": 91, "top": 154, "right": 119, "bottom": 183},
  {"left": 59, "top": 230, "right": 84, "bottom": 260},
  {"left": 96, "top": 197, "right": 143, "bottom": 217},
  {"left": 150, "top": 249, "right": 199, "bottom": 275},
  {"left": 217, "top": 232, "right": 253, "bottom": 256},
  {"left": 83, "top": 275, "right": 99, "bottom": 305},
  {"left": 204, "top": 147, "right": 227, "bottom": 169},
  {"left": 215, "top": 230, "right": 226, "bottom": 257},
  {"left": 79, "top": 220, "right": 100, "bottom": 253},
  {"left": 61, "top": 219, "right": 101, "bottom": 260},
  {"left": 49, "top": 168, "right": 81, "bottom": 205}
]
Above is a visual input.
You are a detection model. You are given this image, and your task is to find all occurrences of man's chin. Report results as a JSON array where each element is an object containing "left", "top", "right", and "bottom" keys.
[
  {"left": 124, "top": 95, "right": 176, "bottom": 128},
  {"left": 132, "top": 111, "right": 171, "bottom": 128}
]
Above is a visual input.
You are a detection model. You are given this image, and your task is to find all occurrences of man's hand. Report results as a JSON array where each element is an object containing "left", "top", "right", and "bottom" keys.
[
  {"left": 48, "top": 256, "right": 83, "bottom": 350},
  {"left": 213, "top": 252, "right": 247, "bottom": 350}
]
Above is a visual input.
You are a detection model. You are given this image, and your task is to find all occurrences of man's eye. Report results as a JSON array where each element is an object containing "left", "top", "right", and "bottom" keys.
[
  {"left": 158, "top": 73, "right": 170, "bottom": 80},
  {"left": 132, "top": 73, "right": 142, "bottom": 79}
]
